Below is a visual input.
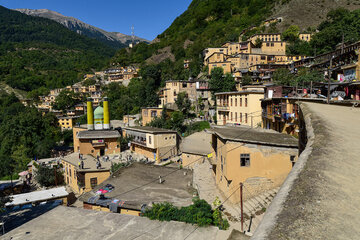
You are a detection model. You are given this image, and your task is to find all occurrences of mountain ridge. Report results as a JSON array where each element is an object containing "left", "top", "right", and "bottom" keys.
[{"left": 15, "top": 8, "right": 149, "bottom": 49}]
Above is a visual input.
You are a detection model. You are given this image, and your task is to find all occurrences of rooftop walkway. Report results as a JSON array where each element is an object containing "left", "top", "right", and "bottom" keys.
[{"left": 253, "top": 103, "right": 360, "bottom": 239}]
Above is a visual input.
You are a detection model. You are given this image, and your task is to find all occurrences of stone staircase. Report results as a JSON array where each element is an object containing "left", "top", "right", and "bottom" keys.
[{"left": 242, "top": 187, "right": 280, "bottom": 235}]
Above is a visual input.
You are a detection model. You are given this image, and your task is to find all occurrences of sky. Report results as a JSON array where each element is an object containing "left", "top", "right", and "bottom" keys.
[{"left": 0, "top": 0, "right": 193, "bottom": 40}]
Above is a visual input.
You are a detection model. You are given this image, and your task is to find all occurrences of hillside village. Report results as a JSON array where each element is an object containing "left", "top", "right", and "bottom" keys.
[{"left": 1, "top": 2, "right": 360, "bottom": 240}]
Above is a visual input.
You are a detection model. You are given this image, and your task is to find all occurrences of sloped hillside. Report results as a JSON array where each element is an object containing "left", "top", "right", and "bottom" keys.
[
  {"left": 112, "top": 0, "right": 276, "bottom": 79},
  {"left": 111, "top": 0, "right": 360, "bottom": 81},
  {"left": 0, "top": 6, "right": 115, "bottom": 92},
  {"left": 271, "top": 0, "right": 360, "bottom": 31}
]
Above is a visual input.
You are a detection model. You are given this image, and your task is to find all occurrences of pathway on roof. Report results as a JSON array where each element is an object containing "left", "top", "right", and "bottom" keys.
[{"left": 254, "top": 103, "right": 360, "bottom": 239}]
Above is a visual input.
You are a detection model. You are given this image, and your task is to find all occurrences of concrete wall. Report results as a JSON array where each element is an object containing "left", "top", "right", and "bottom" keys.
[
  {"left": 181, "top": 153, "right": 207, "bottom": 169},
  {"left": 83, "top": 171, "right": 110, "bottom": 193},
  {"left": 142, "top": 108, "right": 162, "bottom": 126},
  {"left": 215, "top": 137, "right": 298, "bottom": 203},
  {"left": 73, "top": 127, "right": 87, "bottom": 153},
  {"left": 132, "top": 144, "right": 156, "bottom": 160},
  {"left": 63, "top": 160, "right": 80, "bottom": 194}
]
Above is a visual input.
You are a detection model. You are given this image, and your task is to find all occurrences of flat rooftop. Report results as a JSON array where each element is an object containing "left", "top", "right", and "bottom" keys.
[
  {"left": 79, "top": 163, "right": 194, "bottom": 207},
  {"left": 180, "top": 131, "right": 212, "bottom": 156},
  {"left": 3, "top": 206, "right": 220, "bottom": 240},
  {"left": 61, "top": 152, "right": 120, "bottom": 172},
  {"left": 253, "top": 103, "right": 360, "bottom": 239},
  {"left": 77, "top": 130, "right": 120, "bottom": 139},
  {"left": 125, "top": 126, "right": 178, "bottom": 134},
  {"left": 211, "top": 126, "right": 298, "bottom": 148},
  {"left": 5, "top": 187, "right": 68, "bottom": 207}
]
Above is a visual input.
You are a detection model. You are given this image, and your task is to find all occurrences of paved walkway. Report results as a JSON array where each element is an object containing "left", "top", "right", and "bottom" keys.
[{"left": 254, "top": 103, "right": 360, "bottom": 239}]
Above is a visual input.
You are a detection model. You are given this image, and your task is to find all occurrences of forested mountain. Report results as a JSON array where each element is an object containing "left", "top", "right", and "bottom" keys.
[
  {"left": 112, "top": 0, "right": 276, "bottom": 80},
  {"left": 111, "top": 0, "right": 360, "bottom": 80},
  {"left": 0, "top": 6, "right": 115, "bottom": 93},
  {"left": 15, "top": 8, "right": 149, "bottom": 49}
]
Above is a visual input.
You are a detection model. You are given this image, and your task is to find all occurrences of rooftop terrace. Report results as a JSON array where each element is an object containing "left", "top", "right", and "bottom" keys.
[
  {"left": 79, "top": 163, "right": 194, "bottom": 208},
  {"left": 3, "top": 206, "right": 220, "bottom": 240}
]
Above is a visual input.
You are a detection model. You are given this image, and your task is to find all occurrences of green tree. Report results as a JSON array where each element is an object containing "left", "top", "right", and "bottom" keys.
[
  {"left": 82, "top": 78, "right": 96, "bottom": 87},
  {"left": 209, "top": 67, "right": 236, "bottom": 99},
  {"left": 272, "top": 68, "right": 294, "bottom": 86},
  {"left": 52, "top": 90, "right": 83, "bottom": 112},
  {"left": 254, "top": 38, "right": 263, "bottom": 48},
  {"left": 11, "top": 145, "right": 31, "bottom": 174},
  {"left": 35, "top": 164, "right": 64, "bottom": 187},
  {"left": 281, "top": 25, "right": 300, "bottom": 42},
  {"left": 242, "top": 75, "right": 252, "bottom": 86},
  {"left": 175, "top": 92, "right": 192, "bottom": 117}
]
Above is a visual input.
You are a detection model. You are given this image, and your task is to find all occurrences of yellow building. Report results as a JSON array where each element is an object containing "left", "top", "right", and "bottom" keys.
[
  {"left": 203, "top": 47, "right": 228, "bottom": 64},
  {"left": 124, "top": 126, "right": 179, "bottom": 163},
  {"left": 141, "top": 107, "right": 174, "bottom": 126},
  {"left": 211, "top": 126, "right": 298, "bottom": 203},
  {"left": 73, "top": 127, "right": 120, "bottom": 156},
  {"left": 216, "top": 86, "right": 265, "bottom": 127},
  {"left": 58, "top": 116, "right": 79, "bottom": 131},
  {"left": 299, "top": 33, "right": 311, "bottom": 42},
  {"left": 61, "top": 153, "right": 112, "bottom": 194},
  {"left": 159, "top": 80, "right": 197, "bottom": 106}
]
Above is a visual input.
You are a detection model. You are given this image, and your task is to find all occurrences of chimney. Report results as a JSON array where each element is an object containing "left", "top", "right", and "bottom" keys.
[
  {"left": 87, "top": 98, "right": 94, "bottom": 130},
  {"left": 103, "top": 97, "right": 110, "bottom": 130}
]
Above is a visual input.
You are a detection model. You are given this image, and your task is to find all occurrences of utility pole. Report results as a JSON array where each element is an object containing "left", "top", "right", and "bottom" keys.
[
  {"left": 341, "top": 32, "right": 344, "bottom": 55},
  {"left": 240, "top": 182, "right": 244, "bottom": 232},
  {"left": 327, "top": 56, "right": 333, "bottom": 104}
]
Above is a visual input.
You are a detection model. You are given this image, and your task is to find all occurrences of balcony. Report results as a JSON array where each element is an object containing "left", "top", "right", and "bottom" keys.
[
  {"left": 131, "top": 140, "right": 146, "bottom": 146},
  {"left": 217, "top": 105, "right": 230, "bottom": 111}
]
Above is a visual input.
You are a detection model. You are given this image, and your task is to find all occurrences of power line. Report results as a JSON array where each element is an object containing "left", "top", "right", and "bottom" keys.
[
  {"left": 183, "top": 226, "right": 199, "bottom": 240},
  {"left": 113, "top": 126, "right": 255, "bottom": 199}
]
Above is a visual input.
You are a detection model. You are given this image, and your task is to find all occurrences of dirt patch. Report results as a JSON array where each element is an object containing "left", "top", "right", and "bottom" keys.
[{"left": 145, "top": 46, "right": 175, "bottom": 65}]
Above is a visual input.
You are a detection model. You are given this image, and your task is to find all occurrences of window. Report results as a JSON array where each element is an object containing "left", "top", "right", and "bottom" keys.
[
  {"left": 245, "top": 113, "right": 248, "bottom": 123},
  {"left": 266, "top": 43, "right": 269, "bottom": 47},
  {"left": 235, "top": 98, "right": 237, "bottom": 107},
  {"left": 165, "top": 137, "right": 167, "bottom": 140},
  {"left": 240, "top": 113, "right": 242, "bottom": 122},
  {"left": 290, "top": 155, "right": 296, "bottom": 167},
  {"left": 90, "top": 177, "right": 98, "bottom": 189},
  {"left": 240, "top": 98, "right": 242, "bottom": 107},
  {"left": 151, "top": 111, "right": 157, "bottom": 117},
  {"left": 245, "top": 98, "right": 248, "bottom": 107},
  {"left": 149, "top": 136, "right": 152, "bottom": 144},
  {"left": 230, "top": 98, "right": 233, "bottom": 106},
  {"left": 240, "top": 154, "right": 250, "bottom": 167},
  {"left": 231, "top": 112, "right": 233, "bottom": 121},
  {"left": 235, "top": 112, "right": 237, "bottom": 122}
]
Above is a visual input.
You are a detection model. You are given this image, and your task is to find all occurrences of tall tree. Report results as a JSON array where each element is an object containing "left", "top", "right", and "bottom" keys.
[
  {"left": 209, "top": 67, "right": 236, "bottom": 99},
  {"left": 175, "top": 92, "right": 192, "bottom": 117}
]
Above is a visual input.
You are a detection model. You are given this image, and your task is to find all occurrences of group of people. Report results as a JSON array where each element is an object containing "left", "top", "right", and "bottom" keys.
[{"left": 78, "top": 160, "right": 84, "bottom": 169}]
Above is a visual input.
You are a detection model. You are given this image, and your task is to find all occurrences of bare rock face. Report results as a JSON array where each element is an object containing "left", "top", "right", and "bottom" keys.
[{"left": 15, "top": 8, "right": 149, "bottom": 48}]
